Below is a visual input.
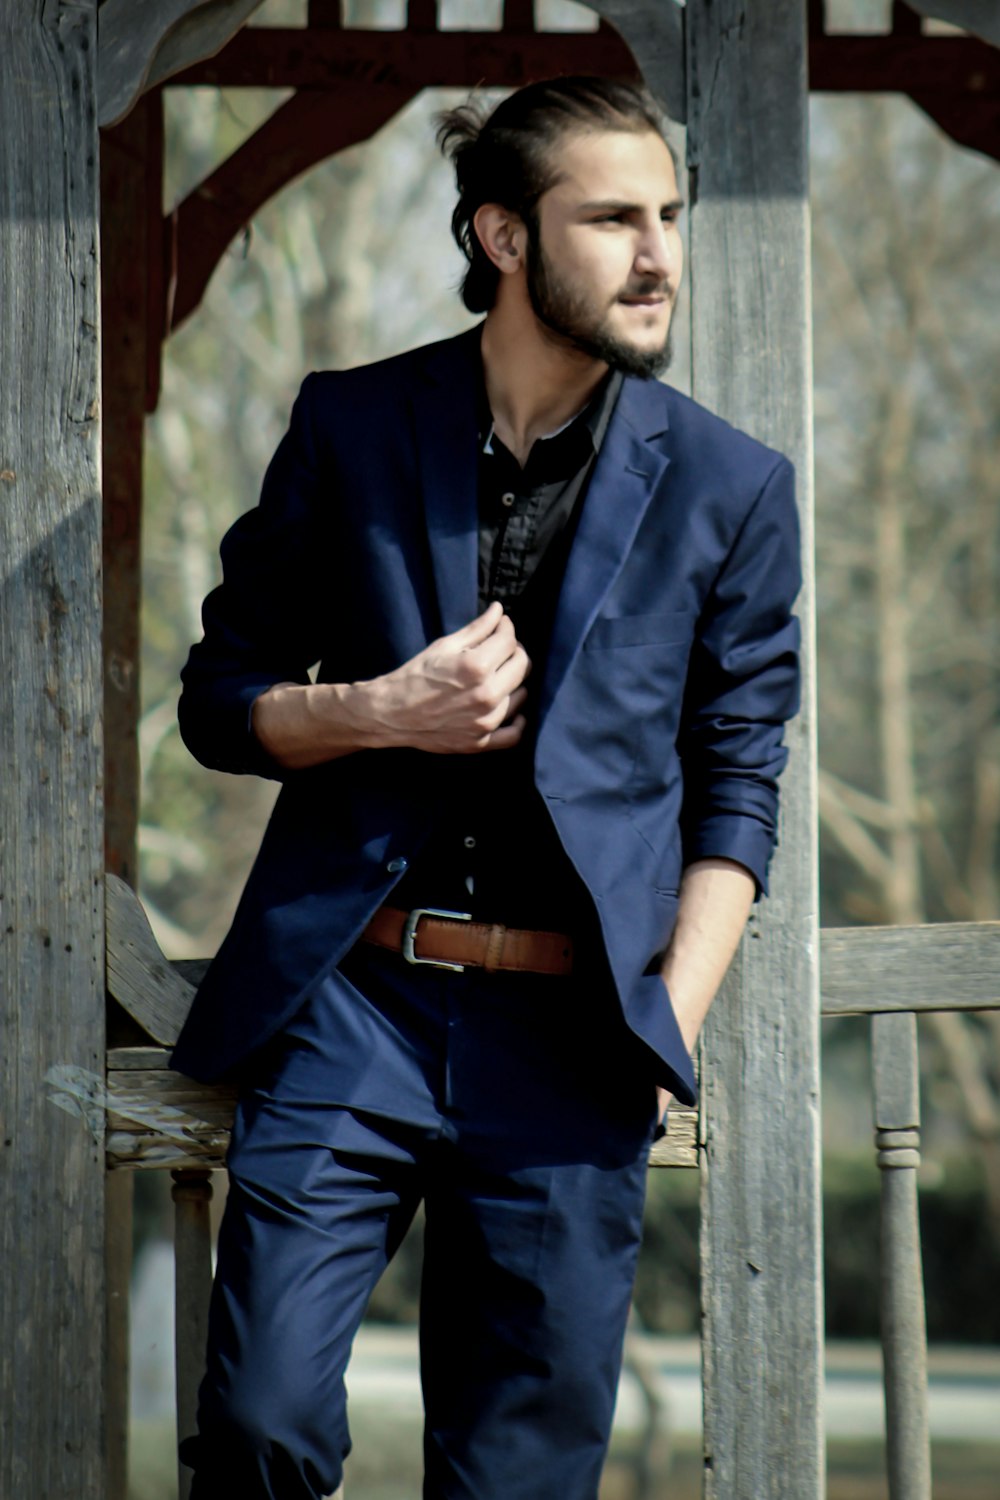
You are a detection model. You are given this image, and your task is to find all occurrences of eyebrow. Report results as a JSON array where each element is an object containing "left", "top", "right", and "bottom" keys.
[{"left": 578, "top": 197, "right": 686, "bottom": 215}]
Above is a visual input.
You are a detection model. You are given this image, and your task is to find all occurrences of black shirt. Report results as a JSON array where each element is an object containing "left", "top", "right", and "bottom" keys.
[{"left": 392, "top": 370, "right": 624, "bottom": 935}]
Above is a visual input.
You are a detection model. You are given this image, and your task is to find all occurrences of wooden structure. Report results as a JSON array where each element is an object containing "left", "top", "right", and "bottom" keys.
[{"left": 2, "top": 1, "right": 999, "bottom": 1497}]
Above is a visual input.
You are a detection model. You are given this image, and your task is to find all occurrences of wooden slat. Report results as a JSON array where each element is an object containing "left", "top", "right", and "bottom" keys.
[
  {"left": 106, "top": 1062, "right": 237, "bottom": 1169},
  {"left": 106, "top": 873, "right": 196, "bottom": 1043},
  {"left": 105, "top": 1049, "right": 697, "bottom": 1168},
  {"left": 0, "top": 4, "right": 106, "bottom": 1493},
  {"left": 872, "top": 1013, "right": 932, "bottom": 1500},
  {"left": 684, "top": 4, "right": 824, "bottom": 1497},
  {"left": 104, "top": 912, "right": 1000, "bottom": 1058},
  {"left": 821, "top": 921, "right": 1000, "bottom": 1014}
]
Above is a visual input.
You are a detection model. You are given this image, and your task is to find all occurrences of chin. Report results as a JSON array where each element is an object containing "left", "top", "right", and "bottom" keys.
[{"left": 593, "top": 325, "right": 674, "bottom": 380}]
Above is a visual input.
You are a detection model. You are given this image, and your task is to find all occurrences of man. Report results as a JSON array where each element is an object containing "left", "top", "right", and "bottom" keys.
[{"left": 173, "top": 76, "right": 801, "bottom": 1500}]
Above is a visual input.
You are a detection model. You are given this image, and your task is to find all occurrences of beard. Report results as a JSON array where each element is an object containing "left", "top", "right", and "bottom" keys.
[{"left": 525, "top": 232, "right": 675, "bottom": 380}]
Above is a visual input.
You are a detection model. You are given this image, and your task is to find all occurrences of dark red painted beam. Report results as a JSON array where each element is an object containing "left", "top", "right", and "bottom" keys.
[
  {"left": 164, "top": 83, "right": 419, "bottom": 333},
  {"left": 169, "top": 24, "right": 639, "bottom": 92}
]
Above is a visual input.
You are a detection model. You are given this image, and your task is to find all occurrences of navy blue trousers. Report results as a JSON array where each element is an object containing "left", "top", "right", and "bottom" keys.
[{"left": 184, "top": 941, "right": 659, "bottom": 1500}]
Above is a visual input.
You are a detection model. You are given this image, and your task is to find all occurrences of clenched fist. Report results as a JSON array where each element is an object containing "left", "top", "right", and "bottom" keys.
[{"left": 366, "top": 601, "right": 530, "bottom": 753}]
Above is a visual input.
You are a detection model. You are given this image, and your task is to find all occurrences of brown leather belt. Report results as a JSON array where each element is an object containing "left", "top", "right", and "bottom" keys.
[{"left": 362, "top": 906, "right": 574, "bottom": 976}]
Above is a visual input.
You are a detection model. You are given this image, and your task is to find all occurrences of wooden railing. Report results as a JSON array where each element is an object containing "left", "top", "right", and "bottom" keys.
[{"left": 105, "top": 876, "right": 1000, "bottom": 1500}]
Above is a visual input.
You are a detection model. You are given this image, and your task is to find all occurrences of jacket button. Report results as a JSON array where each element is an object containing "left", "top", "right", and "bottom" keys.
[{"left": 386, "top": 856, "right": 408, "bottom": 874}]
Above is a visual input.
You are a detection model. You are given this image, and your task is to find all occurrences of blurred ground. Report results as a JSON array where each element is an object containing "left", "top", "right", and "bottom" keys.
[{"left": 129, "top": 1273, "right": 1000, "bottom": 1500}]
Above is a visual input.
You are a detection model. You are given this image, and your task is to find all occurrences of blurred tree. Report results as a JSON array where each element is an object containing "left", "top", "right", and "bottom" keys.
[{"left": 812, "top": 93, "right": 1000, "bottom": 1228}]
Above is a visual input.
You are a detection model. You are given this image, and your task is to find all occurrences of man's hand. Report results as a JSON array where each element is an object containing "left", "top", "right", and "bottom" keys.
[
  {"left": 654, "top": 858, "right": 757, "bottom": 1127},
  {"left": 365, "top": 601, "right": 530, "bottom": 753},
  {"left": 251, "top": 602, "right": 530, "bottom": 770}
]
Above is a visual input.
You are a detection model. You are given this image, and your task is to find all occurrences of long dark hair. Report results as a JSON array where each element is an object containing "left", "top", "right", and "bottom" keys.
[{"left": 437, "top": 76, "right": 670, "bottom": 314}]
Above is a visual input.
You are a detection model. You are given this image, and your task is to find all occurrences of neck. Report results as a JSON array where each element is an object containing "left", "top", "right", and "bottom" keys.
[{"left": 480, "top": 298, "right": 608, "bottom": 466}]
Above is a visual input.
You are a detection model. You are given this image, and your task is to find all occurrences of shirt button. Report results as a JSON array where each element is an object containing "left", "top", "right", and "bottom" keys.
[
  {"left": 386, "top": 856, "right": 408, "bottom": 874},
  {"left": 501, "top": 491, "right": 515, "bottom": 508},
  {"left": 463, "top": 836, "right": 477, "bottom": 850}
]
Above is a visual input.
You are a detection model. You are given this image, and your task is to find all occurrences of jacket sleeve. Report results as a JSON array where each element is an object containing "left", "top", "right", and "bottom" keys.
[
  {"left": 677, "top": 454, "right": 802, "bottom": 896},
  {"left": 177, "top": 375, "right": 330, "bottom": 780}
]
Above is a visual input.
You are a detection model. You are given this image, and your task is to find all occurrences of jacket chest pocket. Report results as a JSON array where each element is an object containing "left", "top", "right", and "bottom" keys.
[{"left": 583, "top": 610, "right": 695, "bottom": 651}]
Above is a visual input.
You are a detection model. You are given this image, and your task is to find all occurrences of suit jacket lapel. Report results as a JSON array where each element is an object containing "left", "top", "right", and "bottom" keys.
[
  {"left": 409, "top": 327, "right": 482, "bottom": 637},
  {"left": 538, "top": 377, "right": 672, "bottom": 724}
]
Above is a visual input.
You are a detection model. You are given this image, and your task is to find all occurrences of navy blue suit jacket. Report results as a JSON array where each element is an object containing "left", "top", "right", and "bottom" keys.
[{"left": 171, "top": 328, "right": 801, "bottom": 1105}]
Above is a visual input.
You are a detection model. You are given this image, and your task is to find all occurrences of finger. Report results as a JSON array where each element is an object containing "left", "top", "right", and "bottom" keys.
[
  {"left": 447, "top": 600, "right": 504, "bottom": 650},
  {"left": 464, "top": 611, "right": 518, "bottom": 675},
  {"left": 481, "top": 713, "right": 526, "bottom": 752},
  {"left": 491, "top": 648, "right": 530, "bottom": 699}
]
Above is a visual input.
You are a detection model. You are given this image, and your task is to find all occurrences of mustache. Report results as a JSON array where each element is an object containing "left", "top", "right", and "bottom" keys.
[{"left": 618, "top": 279, "right": 676, "bottom": 300}]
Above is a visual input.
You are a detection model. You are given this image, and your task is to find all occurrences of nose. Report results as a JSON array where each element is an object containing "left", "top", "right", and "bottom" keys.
[{"left": 634, "top": 219, "right": 679, "bottom": 287}]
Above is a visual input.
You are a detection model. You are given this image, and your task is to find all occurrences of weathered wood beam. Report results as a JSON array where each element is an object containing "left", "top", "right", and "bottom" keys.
[
  {"left": 684, "top": 3, "right": 823, "bottom": 1496},
  {"left": 98, "top": 0, "right": 265, "bottom": 127},
  {"left": 0, "top": 3, "right": 106, "bottom": 1494},
  {"left": 583, "top": 0, "right": 685, "bottom": 123},
  {"left": 106, "top": 873, "right": 198, "bottom": 1044},
  {"left": 820, "top": 921, "right": 1000, "bottom": 1014},
  {"left": 165, "top": 84, "right": 419, "bottom": 333},
  {"left": 105, "top": 1046, "right": 698, "bottom": 1168}
]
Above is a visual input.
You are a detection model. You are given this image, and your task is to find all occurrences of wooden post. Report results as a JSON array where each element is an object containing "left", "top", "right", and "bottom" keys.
[
  {"left": 872, "top": 1012, "right": 932, "bottom": 1500},
  {"left": 685, "top": 4, "right": 824, "bottom": 1496},
  {"left": 101, "top": 90, "right": 165, "bottom": 1500},
  {"left": 0, "top": 3, "right": 107, "bottom": 1496},
  {"left": 172, "top": 1169, "right": 215, "bottom": 1500}
]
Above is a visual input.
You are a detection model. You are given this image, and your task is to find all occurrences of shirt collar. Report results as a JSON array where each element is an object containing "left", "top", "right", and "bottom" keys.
[{"left": 479, "top": 369, "right": 624, "bottom": 461}]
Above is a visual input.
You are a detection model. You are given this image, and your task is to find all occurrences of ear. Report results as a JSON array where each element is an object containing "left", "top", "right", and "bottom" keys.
[{"left": 472, "top": 203, "right": 527, "bottom": 277}]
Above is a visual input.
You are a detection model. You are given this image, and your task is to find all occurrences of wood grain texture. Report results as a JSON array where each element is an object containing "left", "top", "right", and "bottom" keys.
[
  {"left": 683, "top": 4, "right": 824, "bottom": 1496},
  {"left": 0, "top": 4, "right": 106, "bottom": 1494},
  {"left": 105, "top": 1049, "right": 696, "bottom": 1168},
  {"left": 821, "top": 921, "right": 1000, "bottom": 1014},
  {"left": 585, "top": 0, "right": 685, "bottom": 122},
  {"left": 106, "top": 872, "right": 197, "bottom": 1042},
  {"left": 98, "top": 0, "right": 264, "bottom": 127},
  {"left": 106, "top": 1058, "right": 237, "bottom": 1169}
]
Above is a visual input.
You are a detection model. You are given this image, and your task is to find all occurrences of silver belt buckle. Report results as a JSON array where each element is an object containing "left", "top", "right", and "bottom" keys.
[{"left": 402, "top": 907, "right": 472, "bottom": 972}]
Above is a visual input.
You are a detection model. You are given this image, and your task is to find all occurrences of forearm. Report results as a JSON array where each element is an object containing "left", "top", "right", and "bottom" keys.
[
  {"left": 251, "top": 604, "right": 531, "bottom": 770},
  {"left": 659, "top": 857, "right": 756, "bottom": 1053},
  {"left": 250, "top": 679, "right": 389, "bottom": 770}
]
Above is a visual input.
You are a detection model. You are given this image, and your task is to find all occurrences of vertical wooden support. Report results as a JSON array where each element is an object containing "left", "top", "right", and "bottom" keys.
[
  {"left": 101, "top": 89, "right": 164, "bottom": 889},
  {"left": 685, "top": 4, "right": 823, "bottom": 1496},
  {"left": 101, "top": 91, "right": 164, "bottom": 1500},
  {"left": 0, "top": 3, "right": 107, "bottom": 1495},
  {"left": 872, "top": 1012, "right": 932, "bottom": 1500},
  {"left": 173, "top": 1169, "right": 215, "bottom": 1500}
]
